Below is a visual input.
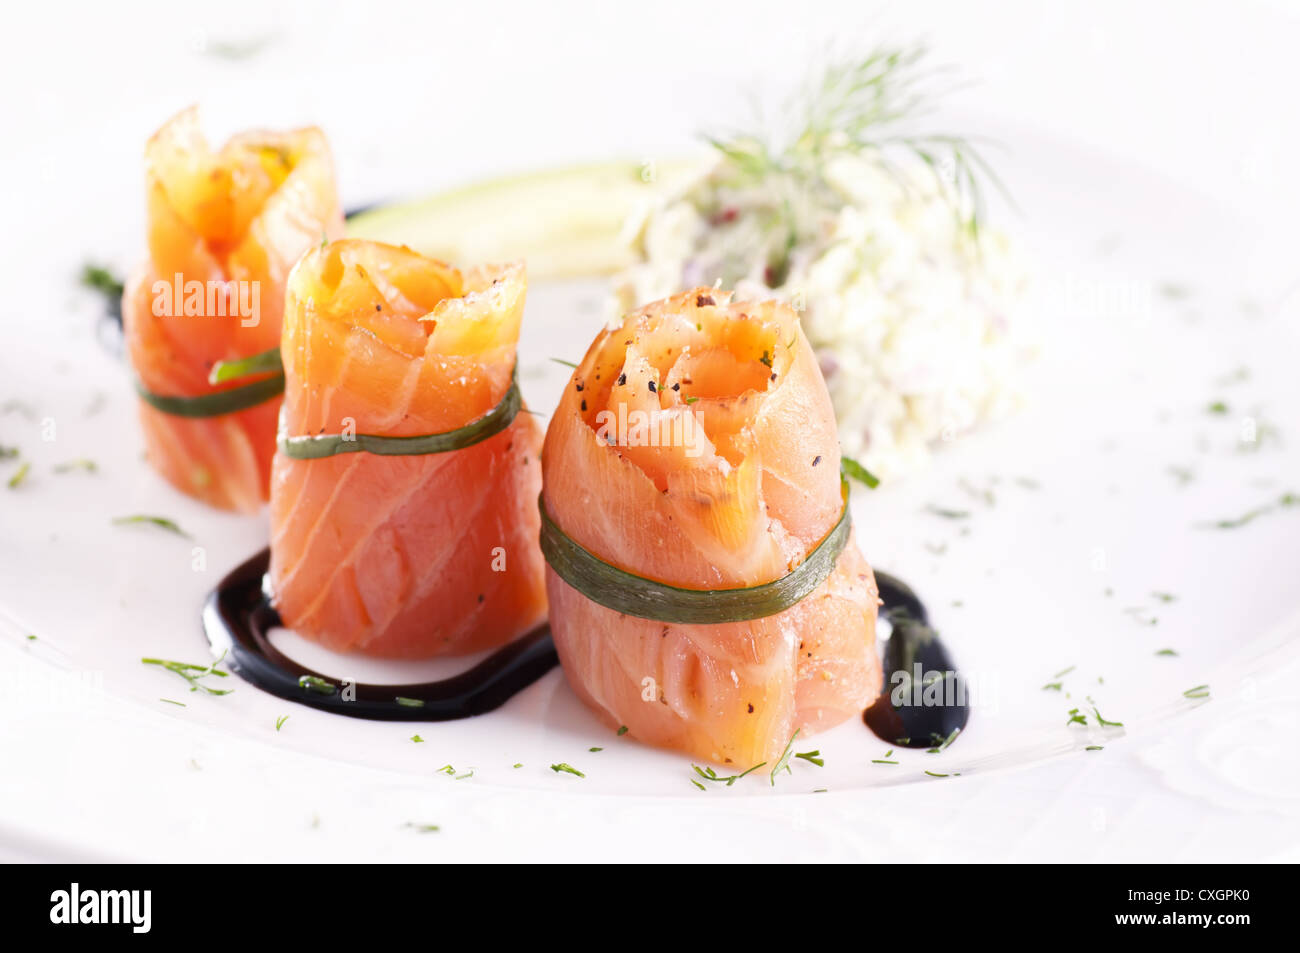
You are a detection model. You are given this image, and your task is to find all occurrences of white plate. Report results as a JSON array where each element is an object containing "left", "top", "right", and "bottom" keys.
[{"left": 3, "top": 89, "right": 1299, "bottom": 861}]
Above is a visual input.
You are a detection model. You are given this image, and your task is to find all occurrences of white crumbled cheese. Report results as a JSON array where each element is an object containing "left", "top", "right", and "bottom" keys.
[{"left": 613, "top": 149, "right": 1030, "bottom": 482}]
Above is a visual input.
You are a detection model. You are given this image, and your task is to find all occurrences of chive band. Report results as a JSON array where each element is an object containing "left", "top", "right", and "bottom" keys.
[
  {"left": 278, "top": 368, "right": 521, "bottom": 459},
  {"left": 539, "top": 480, "right": 851, "bottom": 624},
  {"left": 134, "top": 371, "right": 285, "bottom": 418}
]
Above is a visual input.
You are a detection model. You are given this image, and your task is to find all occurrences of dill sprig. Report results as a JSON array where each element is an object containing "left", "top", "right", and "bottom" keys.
[
  {"left": 706, "top": 45, "right": 1007, "bottom": 242},
  {"left": 142, "top": 651, "right": 232, "bottom": 696}
]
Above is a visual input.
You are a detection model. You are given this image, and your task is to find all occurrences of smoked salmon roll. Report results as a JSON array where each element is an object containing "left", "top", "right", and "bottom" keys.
[
  {"left": 541, "top": 290, "right": 881, "bottom": 767},
  {"left": 268, "top": 240, "right": 547, "bottom": 658},
  {"left": 123, "top": 107, "right": 344, "bottom": 511}
]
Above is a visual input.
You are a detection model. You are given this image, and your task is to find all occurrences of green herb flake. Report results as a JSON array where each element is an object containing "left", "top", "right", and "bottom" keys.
[
  {"left": 841, "top": 456, "right": 880, "bottom": 489},
  {"left": 769, "top": 729, "right": 801, "bottom": 785},
  {"left": 1155, "top": 648, "right": 1179, "bottom": 657},
  {"left": 691, "top": 761, "right": 768, "bottom": 787},
  {"left": 1092, "top": 707, "right": 1124, "bottom": 728},
  {"left": 550, "top": 762, "right": 585, "bottom": 778},
  {"left": 276, "top": 715, "right": 290, "bottom": 731},
  {"left": 1183, "top": 684, "right": 1211, "bottom": 699},
  {"left": 53, "top": 458, "right": 98, "bottom": 474},
  {"left": 142, "top": 652, "right": 232, "bottom": 696},
  {"left": 617, "top": 725, "right": 629, "bottom": 736},
  {"left": 7, "top": 462, "right": 30, "bottom": 489},
  {"left": 112, "top": 514, "right": 190, "bottom": 538},
  {"left": 80, "top": 263, "right": 125, "bottom": 299},
  {"left": 297, "top": 674, "right": 336, "bottom": 696},
  {"left": 404, "top": 822, "right": 441, "bottom": 833},
  {"left": 395, "top": 696, "right": 425, "bottom": 708},
  {"left": 925, "top": 503, "right": 970, "bottom": 520}
]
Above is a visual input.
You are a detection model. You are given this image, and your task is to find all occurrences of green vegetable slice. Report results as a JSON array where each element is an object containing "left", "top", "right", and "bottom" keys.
[
  {"left": 134, "top": 370, "right": 285, "bottom": 418},
  {"left": 279, "top": 368, "right": 521, "bottom": 460},
  {"left": 209, "top": 347, "right": 283, "bottom": 385},
  {"left": 539, "top": 479, "right": 852, "bottom": 624}
]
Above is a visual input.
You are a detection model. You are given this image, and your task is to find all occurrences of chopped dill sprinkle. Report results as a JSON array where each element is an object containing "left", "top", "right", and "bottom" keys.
[
  {"left": 404, "top": 823, "right": 441, "bottom": 833},
  {"left": 1183, "top": 684, "right": 1211, "bottom": 699},
  {"left": 1053, "top": 665, "right": 1076, "bottom": 679},
  {"left": 80, "top": 263, "right": 124, "bottom": 300},
  {"left": 395, "top": 696, "right": 425, "bottom": 707},
  {"left": 549, "top": 357, "right": 579, "bottom": 369},
  {"left": 925, "top": 503, "right": 969, "bottom": 519},
  {"left": 770, "top": 729, "right": 801, "bottom": 785},
  {"left": 1085, "top": 745, "right": 1104, "bottom": 751},
  {"left": 684, "top": 395, "right": 700, "bottom": 404},
  {"left": 276, "top": 715, "right": 289, "bottom": 731},
  {"left": 513, "top": 763, "right": 523, "bottom": 768},
  {"left": 840, "top": 456, "right": 879, "bottom": 489},
  {"left": 112, "top": 514, "right": 189, "bottom": 538},
  {"left": 1202, "top": 492, "right": 1298, "bottom": 529},
  {"left": 1206, "top": 400, "right": 1230, "bottom": 415},
  {"left": 589, "top": 746, "right": 603, "bottom": 752},
  {"left": 692, "top": 761, "right": 768, "bottom": 786},
  {"left": 692, "top": 779, "right": 707, "bottom": 791},
  {"left": 1042, "top": 681, "right": 1063, "bottom": 692},
  {"left": 410, "top": 734, "right": 424, "bottom": 743},
  {"left": 924, "top": 770, "right": 950, "bottom": 778},
  {"left": 550, "top": 762, "right": 585, "bottom": 778},
  {"left": 872, "top": 759, "right": 899, "bottom": 765},
  {"left": 297, "top": 675, "right": 336, "bottom": 695},
  {"left": 1151, "top": 591, "right": 1177, "bottom": 603},
  {"left": 25, "top": 633, "right": 36, "bottom": 641},
  {"left": 1066, "top": 708, "right": 1087, "bottom": 727},
  {"left": 437, "top": 765, "right": 455, "bottom": 775},
  {"left": 7, "top": 462, "right": 30, "bottom": 489},
  {"left": 0, "top": 445, "right": 17, "bottom": 459},
  {"left": 160, "top": 698, "right": 186, "bottom": 707},
  {"left": 143, "top": 652, "right": 232, "bottom": 695},
  {"left": 759, "top": 349, "right": 773, "bottom": 368},
  {"left": 1155, "top": 648, "right": 1179, "bottom": 657},
  {"left": 53, "top": 458, "right": 98, "bottom": 474},
  {"left": 1092, "top": 707, "right": 1124, "bottom": 728},
  {"left": 928, "top": 728, "right": 960, "bottom": 753},
  {"left": 794, "top": 749, "right": 824, "bottom": 767},
  {"left": 617, "top": 725, "right": 629, "bottom": 736}
]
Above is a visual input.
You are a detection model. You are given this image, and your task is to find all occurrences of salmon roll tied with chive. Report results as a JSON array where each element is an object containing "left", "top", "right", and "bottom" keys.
[
  {"left": 268, "top": 240, "right": 547, "bottom": 658},
  {"left": 541, "top": 289, "right": 881, "bottom": 767},
  {"left": 123, "top": 107, "right": 344, "bottom": 511}
]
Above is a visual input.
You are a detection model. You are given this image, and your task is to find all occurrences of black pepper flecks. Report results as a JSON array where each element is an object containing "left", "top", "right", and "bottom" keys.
[
  {"left": 617, "top": 373, "right": 627, "bottom": 386},
  {"left": 812, "top": 455, "right": 822, "bottom": 467},
  {"left": 580, "top": 399, "right": 587, "bottom": 412},
  {"left": 648, "top": 380, "right": 656, "bottom": 393},
  {"left": 696, "top": 294, "right": 714, "bottom": 307}
]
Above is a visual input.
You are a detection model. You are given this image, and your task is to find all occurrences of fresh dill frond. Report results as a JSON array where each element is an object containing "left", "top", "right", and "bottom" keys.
[{"left": 705, "top": 45, "right": 1008, "bottom": 242}]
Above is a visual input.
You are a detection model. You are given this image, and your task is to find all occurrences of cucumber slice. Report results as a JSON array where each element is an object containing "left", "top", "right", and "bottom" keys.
[{"left": 346, "top": 159, "right": 701, "bottom": 279}]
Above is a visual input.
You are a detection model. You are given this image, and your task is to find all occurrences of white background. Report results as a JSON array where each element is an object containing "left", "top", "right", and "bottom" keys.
[{"left": 1, "top": 0, "right": 1298, "bottom": 862}]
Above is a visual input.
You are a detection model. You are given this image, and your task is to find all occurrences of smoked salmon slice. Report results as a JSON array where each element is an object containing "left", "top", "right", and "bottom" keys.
[
  {"left": 123, "top": 107, "right": 344, "bottom": 511},
  {"left": 542, "top": 289, "right": 881, "bottom": 767},
  {"left": 268, "top": 239, "right": 548, "bottom": 658}
]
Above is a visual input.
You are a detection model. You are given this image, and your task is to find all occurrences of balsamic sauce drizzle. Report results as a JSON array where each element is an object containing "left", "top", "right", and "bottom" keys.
[
  {"left": 864, "top": 571, "right": 970, "bottom": 748},
  {"left": 201, "top": 548, "right": 558, "bottom": 720},
  {"left": 204, "top": 551, "right": 964, "bottom": 746}
]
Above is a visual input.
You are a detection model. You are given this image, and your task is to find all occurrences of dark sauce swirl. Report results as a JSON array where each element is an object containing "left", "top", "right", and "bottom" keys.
[
  {"left": 201, "top": 548, "right": 557, "bottom": 720},
  {"left": 203, "top": 551, "right": 963, "bottom": 746}
]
